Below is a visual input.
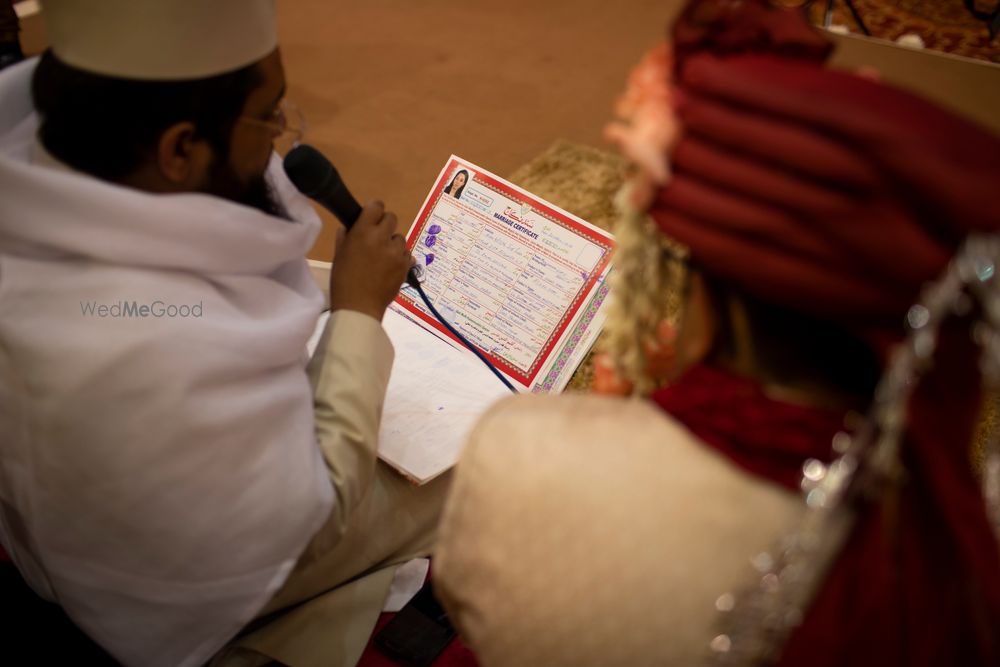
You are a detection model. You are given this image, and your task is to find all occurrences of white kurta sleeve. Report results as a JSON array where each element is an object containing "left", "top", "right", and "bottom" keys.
[{"left": 305, "top": 309, "right": 395, "bottom": 543}]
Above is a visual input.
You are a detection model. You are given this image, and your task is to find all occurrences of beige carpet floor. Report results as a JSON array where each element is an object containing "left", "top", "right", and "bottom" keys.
[{"left": 275, "top": 0, "right": 672, "bottom": 261}]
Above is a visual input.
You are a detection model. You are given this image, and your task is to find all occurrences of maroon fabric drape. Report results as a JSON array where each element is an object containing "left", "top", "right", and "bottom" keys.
[
  {"left": 652, "top": 364, "right": 846, "bottom": 491},
  {"left": 646, "top": 2, "right": 1000, "bottom": 664}
]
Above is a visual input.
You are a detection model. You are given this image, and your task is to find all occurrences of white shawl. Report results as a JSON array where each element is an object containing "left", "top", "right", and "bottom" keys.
[{"left": 0, "top": 58, "right": 334, "bottom": 667}]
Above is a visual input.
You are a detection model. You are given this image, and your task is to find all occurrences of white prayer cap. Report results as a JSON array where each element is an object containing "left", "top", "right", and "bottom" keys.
[{"left": 40, "top": 0, "right": 277, "bottom": 80}]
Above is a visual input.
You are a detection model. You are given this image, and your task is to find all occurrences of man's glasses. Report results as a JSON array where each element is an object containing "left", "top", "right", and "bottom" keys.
[{"left": 239, "top": 99, "right": 306, "bottom": 155}]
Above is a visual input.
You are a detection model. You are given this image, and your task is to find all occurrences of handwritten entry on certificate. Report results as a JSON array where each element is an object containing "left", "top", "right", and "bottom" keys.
[{"left": 394, "top": 156, "right": 614, "bottom": 394}]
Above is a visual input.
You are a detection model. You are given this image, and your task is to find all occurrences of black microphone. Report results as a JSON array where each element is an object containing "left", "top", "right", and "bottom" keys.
[
  {"left": 283, "top": 144, "right": 421, "bottom": 288},
  {"left": 283, "top": 144, "right": 363, "bottom": 226}
]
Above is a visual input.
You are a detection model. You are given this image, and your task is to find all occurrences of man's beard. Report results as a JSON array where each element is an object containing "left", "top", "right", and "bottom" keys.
[{"left": 204, "top": 154, "right": 290, "bottom": 220}]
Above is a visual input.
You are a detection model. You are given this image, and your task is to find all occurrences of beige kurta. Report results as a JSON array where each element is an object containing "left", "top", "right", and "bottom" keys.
[{"left": 435, "top": 394, "right": 805, "bottom": 667}]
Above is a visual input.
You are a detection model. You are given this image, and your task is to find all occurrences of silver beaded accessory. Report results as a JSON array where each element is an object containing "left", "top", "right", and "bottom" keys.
[{"left": 708, "top": 233, "right": 1000, "bottom": 665}]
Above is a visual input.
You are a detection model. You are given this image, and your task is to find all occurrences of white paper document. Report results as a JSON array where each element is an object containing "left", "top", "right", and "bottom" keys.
[
  {"left": 377, "top": 308, "right": 512, "bottom": 483},
  {"left": 395, "top": 156, "right": 614, "bottom": 394},
  {"left": 308, "top": 309, "right": 509, "bottom": 484}
]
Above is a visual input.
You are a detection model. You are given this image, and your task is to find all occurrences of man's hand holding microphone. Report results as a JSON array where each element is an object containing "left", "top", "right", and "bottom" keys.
[
  {"left": 283, "top": 144, "right": 415, "bottom": 321},
  {"left": 328, "top": 200, "right": 413, "bottom": 321}
]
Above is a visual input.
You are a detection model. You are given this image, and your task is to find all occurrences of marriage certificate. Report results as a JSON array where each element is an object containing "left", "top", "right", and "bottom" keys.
[{"left": 394, "top": 155, "right": 614, "bottom": 393}]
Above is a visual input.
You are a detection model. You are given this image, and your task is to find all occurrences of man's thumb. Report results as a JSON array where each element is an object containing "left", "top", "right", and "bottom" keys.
[{"left": 332, "top": 222, "right": 347, "bottom": 260}]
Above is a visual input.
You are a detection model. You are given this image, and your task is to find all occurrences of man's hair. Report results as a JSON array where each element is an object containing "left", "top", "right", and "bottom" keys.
[{"left": 31, "top": 50, "right": 263, "bottom": 180}]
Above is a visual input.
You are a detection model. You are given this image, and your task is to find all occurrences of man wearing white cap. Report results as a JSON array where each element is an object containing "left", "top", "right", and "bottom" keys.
[{"left": 0, "top": 2, "right": 449, "bottom": 666}]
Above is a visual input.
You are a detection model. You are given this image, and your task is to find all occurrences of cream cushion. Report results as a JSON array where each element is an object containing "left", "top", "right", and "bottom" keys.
[{"left": 435, "top": 394, "right": 805, "bottom": 666}]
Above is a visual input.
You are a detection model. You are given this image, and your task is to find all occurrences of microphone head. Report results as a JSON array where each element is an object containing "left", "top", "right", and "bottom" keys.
[{"left": 283, "top": 144, "right": 340, "bottom": 197}]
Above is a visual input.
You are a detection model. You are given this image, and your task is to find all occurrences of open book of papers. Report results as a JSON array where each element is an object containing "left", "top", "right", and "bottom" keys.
[{"left": 318, "top": 156, "right": 615, "bottom": 484}]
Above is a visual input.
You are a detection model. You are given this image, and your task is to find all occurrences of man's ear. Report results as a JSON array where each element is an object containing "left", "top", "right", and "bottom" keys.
[{"left": 156, "top": 121, "right": 210, "bottom": 186}]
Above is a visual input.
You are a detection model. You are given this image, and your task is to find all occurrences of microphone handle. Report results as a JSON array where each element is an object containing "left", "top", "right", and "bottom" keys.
[
  {"left": 315, "top": 184, "right": 363, "bottom": 228},
  {"left": 317, "top": 179, "right": 422, "bottom": 290}
]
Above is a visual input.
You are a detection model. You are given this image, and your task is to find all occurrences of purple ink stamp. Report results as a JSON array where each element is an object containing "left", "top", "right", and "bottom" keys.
[
  {"left": 424, "top": 235, "right": 437, "bottom": 247},
  {"left": 425, "top": 253, "right": 435, "bottom": 266},
  {"left": 428, "top": 224, "right": 442, "bottom": 235}
]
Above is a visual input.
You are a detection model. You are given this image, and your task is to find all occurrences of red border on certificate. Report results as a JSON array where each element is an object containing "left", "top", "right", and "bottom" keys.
[{"left": 395, "top": 156, "right": 613, "bottom": 388}]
